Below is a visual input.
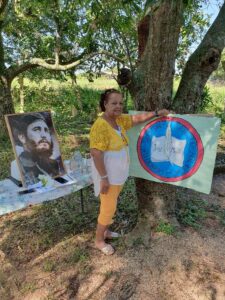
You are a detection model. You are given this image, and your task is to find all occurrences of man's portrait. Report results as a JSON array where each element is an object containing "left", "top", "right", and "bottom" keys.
[{"left": 5, "top": 111, "right": 65, "bottom": 187}]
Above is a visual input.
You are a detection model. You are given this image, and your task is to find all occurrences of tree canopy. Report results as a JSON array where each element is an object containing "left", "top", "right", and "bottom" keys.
[
  {"left": 1, "top": 0, "right": 214, "bottom": 79},
  {"left": 0, "top": 0, "right": 224, "bottom": 128}
]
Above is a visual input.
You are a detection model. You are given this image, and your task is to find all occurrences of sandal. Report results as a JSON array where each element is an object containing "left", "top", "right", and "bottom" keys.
[
  {"left": 97, "top": 244, "right": 115, "bottom": 255},
  {"left": 104, "top": 231, "right": 121, "bottom": 239}
]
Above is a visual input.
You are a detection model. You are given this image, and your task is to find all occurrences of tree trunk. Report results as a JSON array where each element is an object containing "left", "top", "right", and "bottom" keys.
[
  {"left": 132, "top": 1, "right": 183, "bottom": 230},
  {"left": 134, "top": 0, "right": 184, "bottom": 111},
  {"left": 0, "top": 14, "right": 14, "bottom": 135},
  {"left": 125, "top": 1, "right": 225, "bottom": 244},
  {"left": 173, "top": 2, "right": 225, "bottom": 113},
  {"left": 0, "top": 78, "right": 14, "bottom": 135},
  {"left": 135, "top": 178, "right": 178, "bottom": 224}
]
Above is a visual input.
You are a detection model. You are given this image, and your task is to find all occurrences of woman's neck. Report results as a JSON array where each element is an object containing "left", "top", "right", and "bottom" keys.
[
  {"left": 103, "top": 112, "right": 116, "bottom": 120},
  {"left": 102, "top": 113, "right": 118, "bottom": 129}
]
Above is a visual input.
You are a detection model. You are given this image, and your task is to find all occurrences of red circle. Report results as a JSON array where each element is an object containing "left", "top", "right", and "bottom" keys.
[{"left": 137, "top": 116, "right": 204, "bottom": 182}]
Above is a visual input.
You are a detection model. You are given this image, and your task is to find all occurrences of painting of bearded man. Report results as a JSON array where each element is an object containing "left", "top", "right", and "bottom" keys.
[{"left": 5, "top": 111, "right": 65, "bottom": 187}]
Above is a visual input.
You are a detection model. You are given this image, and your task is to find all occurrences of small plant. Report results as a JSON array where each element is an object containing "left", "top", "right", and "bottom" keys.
[
  {"left": 132, "top": 237, "right": 144, "bottom": 246},
  {"left": 21, "top": 282, "right": 37, "bottom": 294},
  {"left": 155, "top": 220, "right": 175, "bottom": 235},
  {"left": 176, "top": 199, "right": 207, "bottom": 228},
  {"left": 42, "top": 259, "right": 56, "bottom": 272},
  {"left": 79, "top": 263, "right": 92, "bottom": 276},
  {"left": 105, "top": 270, "right": 114, "bottom": 280},
  {"left": 67, "top": 247, "right": 89, "bottom": 265}
]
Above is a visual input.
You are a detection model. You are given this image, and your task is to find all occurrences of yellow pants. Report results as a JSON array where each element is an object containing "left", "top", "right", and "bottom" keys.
[{"left": 98, "top": 185, "right": 123, "bottom": 226}]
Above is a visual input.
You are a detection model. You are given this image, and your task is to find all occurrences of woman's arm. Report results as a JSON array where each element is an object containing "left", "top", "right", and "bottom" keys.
[
  {"left": 131, "top": 109, "right": 170, "bottom": 126},
  {"left": 90, "top": 148, "right": 110, "bottom": 194}
]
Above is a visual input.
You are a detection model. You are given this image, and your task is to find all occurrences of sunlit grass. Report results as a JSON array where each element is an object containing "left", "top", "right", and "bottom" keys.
[
  {"left": 206, "top": 82, "right": 225, "bottom": 115},
  {"left": 77, "top": 76, "right": 118, "bottom": 90},
  {"left": 12, "top": 75, "right": 118, "bottom": 91}
]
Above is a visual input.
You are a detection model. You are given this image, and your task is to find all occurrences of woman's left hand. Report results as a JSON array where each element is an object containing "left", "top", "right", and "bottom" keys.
[{"left": 158, "top": 109, "right": 170, "bottom": 117}]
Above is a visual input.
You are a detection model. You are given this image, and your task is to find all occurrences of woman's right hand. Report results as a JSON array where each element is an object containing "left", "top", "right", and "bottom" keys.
[{"left": 100, "top": 178, "right": 110, "bottom": 194}]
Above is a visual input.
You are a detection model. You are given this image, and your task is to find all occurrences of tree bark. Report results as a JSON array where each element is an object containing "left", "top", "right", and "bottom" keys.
[
  {"left": 128, "top": 1, "right": 184, "bottom": 233},
  {"left": 173, "top": 2, "right": 225, "bottom": 113},
  {"left": 135, "top": 178, "right": 178, "bottom": 224},
  {"left": 134, "top": 0, "right": 184, "bottom": 111},
  {"left": 0, "top": 78, "right": 14, "bottom": 135},
  {"left": 0, "top": 5, "right": 14, "bottom": 135}
]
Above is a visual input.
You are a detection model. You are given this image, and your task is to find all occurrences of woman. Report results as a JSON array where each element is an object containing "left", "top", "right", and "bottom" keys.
[{"left": 90, "top": 89, "right": 169, "bottom": 255}]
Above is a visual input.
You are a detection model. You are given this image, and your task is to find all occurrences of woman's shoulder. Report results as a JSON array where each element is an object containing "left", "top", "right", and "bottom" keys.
[
  {"left": 92, "top": 116, "right": 105, "bottom": 126},
  {"left": 90, "top": 117, "right": 108, "bottom": 131}
]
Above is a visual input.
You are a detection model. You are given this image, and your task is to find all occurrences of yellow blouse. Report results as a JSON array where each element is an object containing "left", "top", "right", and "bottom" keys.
[{"left": 90, "top": 114, "right": 133, "bottom": 151}]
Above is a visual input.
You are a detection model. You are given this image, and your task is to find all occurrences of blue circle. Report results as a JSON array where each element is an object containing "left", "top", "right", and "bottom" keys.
[{"left": 139, "top": 120, "right": 199, "bottom": 179}]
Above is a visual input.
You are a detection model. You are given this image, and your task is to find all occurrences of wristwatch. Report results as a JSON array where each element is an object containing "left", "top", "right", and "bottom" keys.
[{"left": 155, "top": 110, "right": 159, "bottom": 117}]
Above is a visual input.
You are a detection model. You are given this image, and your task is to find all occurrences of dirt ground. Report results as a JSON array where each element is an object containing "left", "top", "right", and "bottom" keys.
[
  {"left": 0, "top": 171, "right": 224, "bottom": 300},
  {"left": 1, "top": 139, "right": 225, "bottom": 300}
]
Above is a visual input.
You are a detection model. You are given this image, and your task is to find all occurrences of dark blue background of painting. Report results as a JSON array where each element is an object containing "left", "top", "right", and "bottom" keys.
[{"left": 138, "top": 120, "right": 199, "bottom": 179}]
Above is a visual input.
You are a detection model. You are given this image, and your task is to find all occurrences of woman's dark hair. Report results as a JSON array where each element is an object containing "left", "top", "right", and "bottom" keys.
[{"left": 99, "top": 89, "right": 122, "bottom": 112}]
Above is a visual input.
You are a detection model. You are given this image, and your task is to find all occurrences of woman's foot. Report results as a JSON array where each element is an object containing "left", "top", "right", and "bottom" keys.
[
  {"left": 95, "top": 241, "right": 115, "bottom": 255},
  {"left": 104, "top": 230, "right": 121, "bottom": 239}
]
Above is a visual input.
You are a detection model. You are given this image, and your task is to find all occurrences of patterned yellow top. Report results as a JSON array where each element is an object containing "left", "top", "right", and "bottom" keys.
[{"left": 90, "top": 114, "right": 133, "bottom": 151}]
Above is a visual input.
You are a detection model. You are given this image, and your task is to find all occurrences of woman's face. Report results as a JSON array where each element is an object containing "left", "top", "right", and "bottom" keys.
[{"left": 104, "top": 93, "right": 123, "bottom": 117}]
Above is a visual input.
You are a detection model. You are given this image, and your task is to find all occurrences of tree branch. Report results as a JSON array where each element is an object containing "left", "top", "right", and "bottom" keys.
[
  {"left": 53, "top": 1, "right": 61, "bottom": 66},
  {"left": 7, "top": 63, "right": 39, "bottom": 81},
  {"left": 7, "top": 50, "right": 125, "bottom": 80},
  {"left": 173, "top": 2, "right": 225, "bottom": 113},
  {"left": 115, "top": 29, "right": 135, "bottom": 75}
]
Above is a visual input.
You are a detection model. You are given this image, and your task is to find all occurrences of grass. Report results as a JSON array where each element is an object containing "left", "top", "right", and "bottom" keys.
[
  {"left": 21, "top": 282, "right": 37, "bottom": 294},
  {"left": 155, "top": 220, "right": 176, "bottom": 235},
  {"left": 176, "top": 199, "right": 207, "bottom": 229},
  {"left": 0, "top": 179, "right": 137, "bottom": 266},
  {"left": 67, "top": 247, "right": 90, "bottom": 265},
  {"left": 0, "top": 191, "right": 97, "bottom": 264},
  {"left": 42, "top": 259, "right": 57, "bottom": 272},
  {"left": 12, "top": 75, "right": 118, "bottom": 90},
  {"left": 132, "top": 237, "right": 145, "bottom": 246}
]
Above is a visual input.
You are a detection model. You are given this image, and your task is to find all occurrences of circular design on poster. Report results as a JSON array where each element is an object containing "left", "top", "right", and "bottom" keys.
[{"left": 137, "top": 116, "right": 204, "bottom": 182}]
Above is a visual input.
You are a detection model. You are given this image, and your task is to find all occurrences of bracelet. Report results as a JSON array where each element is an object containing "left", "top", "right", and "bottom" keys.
[
  {"left": 154, "top": 110, "right": 159, "bottom": 117},
  {"left": 100, "top": 175, "right": 108, "bottom": 179}
]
